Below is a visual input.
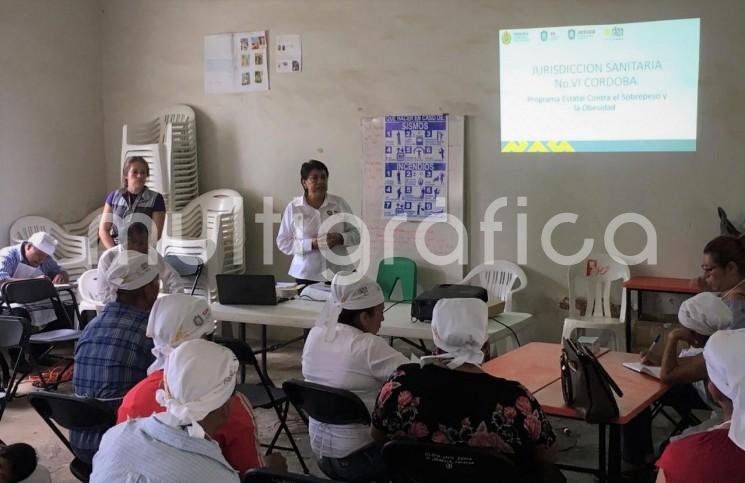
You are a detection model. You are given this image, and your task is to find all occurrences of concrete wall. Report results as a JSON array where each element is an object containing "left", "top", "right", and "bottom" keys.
[
  {"left": 66, "top": 0, "right": 745, "bottom": 339},
  {"left": 0, "top": 0, "right": 105, "bottom": 246}
]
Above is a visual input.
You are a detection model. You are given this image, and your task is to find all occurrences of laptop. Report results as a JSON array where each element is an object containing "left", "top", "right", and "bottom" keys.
[{"left": 216, "top": 274, "right": 279, "bottom": 305}]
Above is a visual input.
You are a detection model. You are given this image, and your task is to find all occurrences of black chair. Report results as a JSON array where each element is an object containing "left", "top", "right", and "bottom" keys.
[
  {"left": 163, "top": 254, "right": 204, "bottom": 296},
  {"left": 1, "top": 279, "right": 81, "bottom": 389},
  {"left": 243, "top": 468, "right": 332, "bottom": 482},
  {"left": 382, "top": 440, "right": 521, "bottom": 483},
  {"left": 214, "top": 336, "right": 310, "bottom": 474},
  {"left": 28, "top": 391, "right": 117, "bottom": 482},
  {"left": 282, "top": 379, "right": 371, "bottom": 426},
  {"left": 0, "top": 315, "right": 31, "bottom": 420}
]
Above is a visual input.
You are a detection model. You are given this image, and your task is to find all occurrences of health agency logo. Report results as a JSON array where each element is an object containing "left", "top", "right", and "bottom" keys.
[
  {"left": 602, "top": 26, "right": 624, "bottom": 39},
  {"left": 501, "top": 30, "right": 530, "bottom": 44},
  {"left": 569, "top": 28, "right": 596, "bottom": 40},
  {"left": 540, "top": 30, "right": 559, "bottom": 42}
]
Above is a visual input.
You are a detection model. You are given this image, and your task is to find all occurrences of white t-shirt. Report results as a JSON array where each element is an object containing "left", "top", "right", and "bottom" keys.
[
  {"left": 276, "top": 194, "right": 359, "bottom": 282},
  {"left": 96, "top": 246, "right": 183, "bottom": 303},
  {"left": 302, "top": 324, "right": 408, "bottom": 458}
]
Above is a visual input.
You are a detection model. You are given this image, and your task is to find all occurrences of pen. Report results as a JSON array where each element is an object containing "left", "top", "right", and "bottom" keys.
[{"left": 646, "top": 333, "right": 661, "bottom": 357}]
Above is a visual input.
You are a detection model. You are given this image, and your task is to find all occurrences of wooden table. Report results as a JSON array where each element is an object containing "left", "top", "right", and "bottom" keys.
[
  {"left": 623, "top": 276, "right": 701, "bottom": 351},
  {"left": 484, "top": 343, "right": 669, "bottom": 483}
]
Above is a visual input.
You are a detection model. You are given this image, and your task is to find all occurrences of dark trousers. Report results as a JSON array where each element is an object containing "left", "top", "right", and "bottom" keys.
[{"left": 318, "top": 444, "right": 388, "bottom": 482}]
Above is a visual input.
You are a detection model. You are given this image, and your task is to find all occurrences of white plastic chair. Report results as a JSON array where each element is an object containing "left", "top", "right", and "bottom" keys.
[
  {"left": 159, "top": 189, "right": 243, "bottom": 301},
  {"left": 62, "top": 207, "right": 104, "bottom": 267},
  {"left": 561, "top": 254, "right": 630, "bottom": 351},
  {"left": 460, "top": 260, "right": 527, "bottom": 311},
  {"left": 9, "top": 216, "right": 90, "bottom": 282},
  {"left": 76, "top": 269, "right": 103, "bottom": 311}
]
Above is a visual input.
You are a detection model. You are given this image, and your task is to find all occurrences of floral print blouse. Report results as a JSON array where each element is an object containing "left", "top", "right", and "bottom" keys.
[{"left": 371, "top": 363, "right": 556, "bottom": 461}]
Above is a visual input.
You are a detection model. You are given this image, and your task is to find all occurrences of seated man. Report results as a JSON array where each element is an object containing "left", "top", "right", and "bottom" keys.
[
  {"left": 0, "top": 231, "right": 68, "bottom": 284},
  {"left": 71, "top": 250, "right": 160, "bottom": 464},
  {"left": 117, "top": 293, "right": 285, "bottom": 476},
  {"left": 96, "top": 222, "right": 182, "bottom": 303},
  {"left": 656, "top": 329, "right": 745, "bottom": 482},
  {"left": 91, "top": 339, "right": 243, "bottom": 483},
  {"left": 371, "top": 299, "right": 561, "bottom": 481},
  {"left": 302, "top": 272, "right": 408, "bottom": 481}
]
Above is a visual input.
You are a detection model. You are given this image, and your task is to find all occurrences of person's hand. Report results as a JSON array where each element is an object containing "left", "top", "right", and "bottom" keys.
[
  {"left": 52, "top": 273, "right": 68, "bottom": 284},
  {"left": 640, "top": 350, "right": 660, "bottom": 366},
  {"left": 263, "top": 452, "right": 287, "bottom": 472},
  {"left": 326, "top": 232, "right": 343, "bottom": 249},
  {"left": 669, "top": 327, "right": 698, "bottom": 345},
  {"left": 690, "top": 276, "right": 710, "bottom": 291}
]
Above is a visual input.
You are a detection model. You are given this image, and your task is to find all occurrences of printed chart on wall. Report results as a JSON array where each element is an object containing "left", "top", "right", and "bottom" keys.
[
  {"left": 383, "top": 115, "right": 448, "bottom": 220},
  {"left": 204, "top": 30, "right": 269, "bottom": 94},
  {"left": 362, "top": 116, "right": 464, "bottom": 287}
]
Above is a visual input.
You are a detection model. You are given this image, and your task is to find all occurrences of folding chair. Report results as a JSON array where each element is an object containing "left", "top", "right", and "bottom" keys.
[
  {"left": 0, "top": 315, "right": 30, "bottom": 420},
  {"left": 1, "top": 279, "right": 81, "bottom": 389},
  {"left": 282, "top": 379, "right": 374, "bottom": 481},
  {"left": 28, "top": 391, "right": 117, "bottom": 482},
  {"left": 214, "top": 336, "right": 309, "bottom": 474},
  {"left": 163, "top": 254, "right": 204, "bottom": 296},
  {"left": 243, "top": 468, "right": 332, "bottom": 482},
  {"left": 382, "top": 440, "right": 521, "bottom": 483}
]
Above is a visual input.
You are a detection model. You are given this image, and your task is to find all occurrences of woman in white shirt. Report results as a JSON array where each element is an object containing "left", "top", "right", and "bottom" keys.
[
  {"left": 302, "top": 272, "right": 408, "bottom": 481},
  {"left": 276, "top": 160, "right": 360, "bottom": 284}
]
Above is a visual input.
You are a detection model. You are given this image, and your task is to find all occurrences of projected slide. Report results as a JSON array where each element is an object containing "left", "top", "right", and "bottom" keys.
[{"left": 499, "top": 18, "right": 700, "bottom": 153}]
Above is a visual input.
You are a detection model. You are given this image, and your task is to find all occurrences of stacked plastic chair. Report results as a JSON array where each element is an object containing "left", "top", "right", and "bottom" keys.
[
  {"left": 121, "top": 105, "right": 199, "bottom": 212},
  {"left": 9, "top": 216, "right": 89, "bottom": 282},
  {"left": 159, "top": 189, "right": 245, "bottom": 301},
  {"left": 62, "top": 207, "right": 104, "bottom": 268}
]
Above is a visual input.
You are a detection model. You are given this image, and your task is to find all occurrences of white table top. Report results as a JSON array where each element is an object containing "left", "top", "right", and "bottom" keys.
[{"left": 211, "top": 299, "right": 533, "bottom": 341}]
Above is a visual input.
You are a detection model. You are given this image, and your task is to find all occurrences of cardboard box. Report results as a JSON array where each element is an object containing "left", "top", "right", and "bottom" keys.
[{"left": 488, "top": 301, "right": 506, "bottom": 317}]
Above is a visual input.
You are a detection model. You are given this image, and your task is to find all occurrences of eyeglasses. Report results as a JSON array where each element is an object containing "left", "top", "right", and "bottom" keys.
[{"left": 701, "top": 265, "right": 720, "bottom": 273}]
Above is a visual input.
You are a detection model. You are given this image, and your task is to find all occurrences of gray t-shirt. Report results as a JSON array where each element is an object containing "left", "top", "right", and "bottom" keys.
[{"left": 724, "top": 298, "right": 745, "bottom": 329}]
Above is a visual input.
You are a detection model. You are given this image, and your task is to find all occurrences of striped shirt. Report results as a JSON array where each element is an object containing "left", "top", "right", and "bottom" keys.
[
  {"left": 91, "top": 416, "right": 240, "bottom": 483},
  {"left": 0, "top": 242, "right": 62, "bottom": 281},
  {"left": 105, "top": 187, "right": 165, "bottom": 242},
  {"left": 71, "top": 302, "right": 154, "bottom": 463}
]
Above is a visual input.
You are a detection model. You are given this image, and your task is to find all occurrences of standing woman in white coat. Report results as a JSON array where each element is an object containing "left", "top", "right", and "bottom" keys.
[{"left": 276, "top": 160, "right": 360, "bottom": 285}]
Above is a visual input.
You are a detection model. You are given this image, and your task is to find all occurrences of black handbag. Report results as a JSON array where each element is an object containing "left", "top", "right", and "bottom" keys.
[{"left": 560, "top": 338, "right": 623, "bottom": 423}]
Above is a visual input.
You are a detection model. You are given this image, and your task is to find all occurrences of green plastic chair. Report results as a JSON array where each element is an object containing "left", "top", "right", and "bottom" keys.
[{"left": 376, "top": 257, "right": 417, "bottom": 302}]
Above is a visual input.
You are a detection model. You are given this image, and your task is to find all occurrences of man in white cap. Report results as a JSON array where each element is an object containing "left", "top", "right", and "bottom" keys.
[
  {"left": 302, "top": 271, "right": 408, "bottom": 481},
  {"left": 71, "top": 250, "right": 160, "bottom": 464},
  {"left": 0, "top": 231, "right": 68, "bottom": 283},
  {"left": 371, "top": 298, "right": 559, "bottom": 478},
  {"left": 116, "top": 294, "right": 285, "bottom": 476},
  {"left": 656, "top": 329, "right": 745, "bottom": 482},
  {"left": 91, "top": 339, "right": 242, "bottom": 483}
]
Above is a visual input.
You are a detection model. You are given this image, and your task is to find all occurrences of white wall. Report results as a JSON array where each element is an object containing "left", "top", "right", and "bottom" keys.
[
  {"left": 95, "top": 0, "right": 745, "bottom": 340},
  {"left": 0, "top": 0, "right": 105, "bottom": 246}
]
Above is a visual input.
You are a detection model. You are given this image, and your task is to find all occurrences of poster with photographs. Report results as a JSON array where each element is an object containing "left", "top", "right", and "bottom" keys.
[
  {"left": 275, "top": 34, "right": 302, "bottom": 73},
  {"left": 383, "top": 114, "right": 448, "bottom": 220},
  {"left": 204, "top": 30, "right": 269, "bottom": 94},
  {"left": 235, "top": 31, "right": 268, "bottom": 92}
]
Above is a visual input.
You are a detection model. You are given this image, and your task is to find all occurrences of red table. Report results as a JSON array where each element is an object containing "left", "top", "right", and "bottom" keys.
[
  {"left": 484, "top": 343, "right": 669, "bottom": 483},
  {"left": 623, "top": 277, "right": 701, "bottom": 351}
]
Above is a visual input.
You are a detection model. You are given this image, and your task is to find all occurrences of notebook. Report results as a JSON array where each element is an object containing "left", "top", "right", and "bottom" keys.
[{"left": 622, "top": 362, "right": 662, "bottom": 379}]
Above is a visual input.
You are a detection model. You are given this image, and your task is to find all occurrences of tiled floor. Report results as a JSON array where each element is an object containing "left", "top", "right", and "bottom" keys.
[{"left": 1, "top": 339, "right": 680, "bottom": 482}]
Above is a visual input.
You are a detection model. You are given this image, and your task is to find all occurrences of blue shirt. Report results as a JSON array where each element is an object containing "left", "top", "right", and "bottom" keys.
[
  {"left": 71, "top": 302, "right": 154, "bottom": 462},
  {"left": 91, "top": 416, "right": 240, "bottom": 483},
  {"left": 0, "top": 242, "right": 62, "bottom": 281}
]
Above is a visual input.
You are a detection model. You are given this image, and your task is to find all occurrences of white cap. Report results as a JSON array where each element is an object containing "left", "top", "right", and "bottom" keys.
[
  {"left": 27, "top": 232, "right": 58, "bottom": 256},
  {"left": 704, "top": 329, "right": 745, "bottom": 450},
  {"left": 420, "top": 298, "right": 489, "bottom": 369},
  {"left": 315, "top": 271, "right": 385, "bottom": 341},
  {"left": 678, "top": 292, "right": 733, "bottom": 336}
]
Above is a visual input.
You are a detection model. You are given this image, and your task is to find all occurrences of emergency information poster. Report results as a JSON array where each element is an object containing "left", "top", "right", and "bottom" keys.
[{"left": 383, "top": 114, "right": 448, "bottom": 220}]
